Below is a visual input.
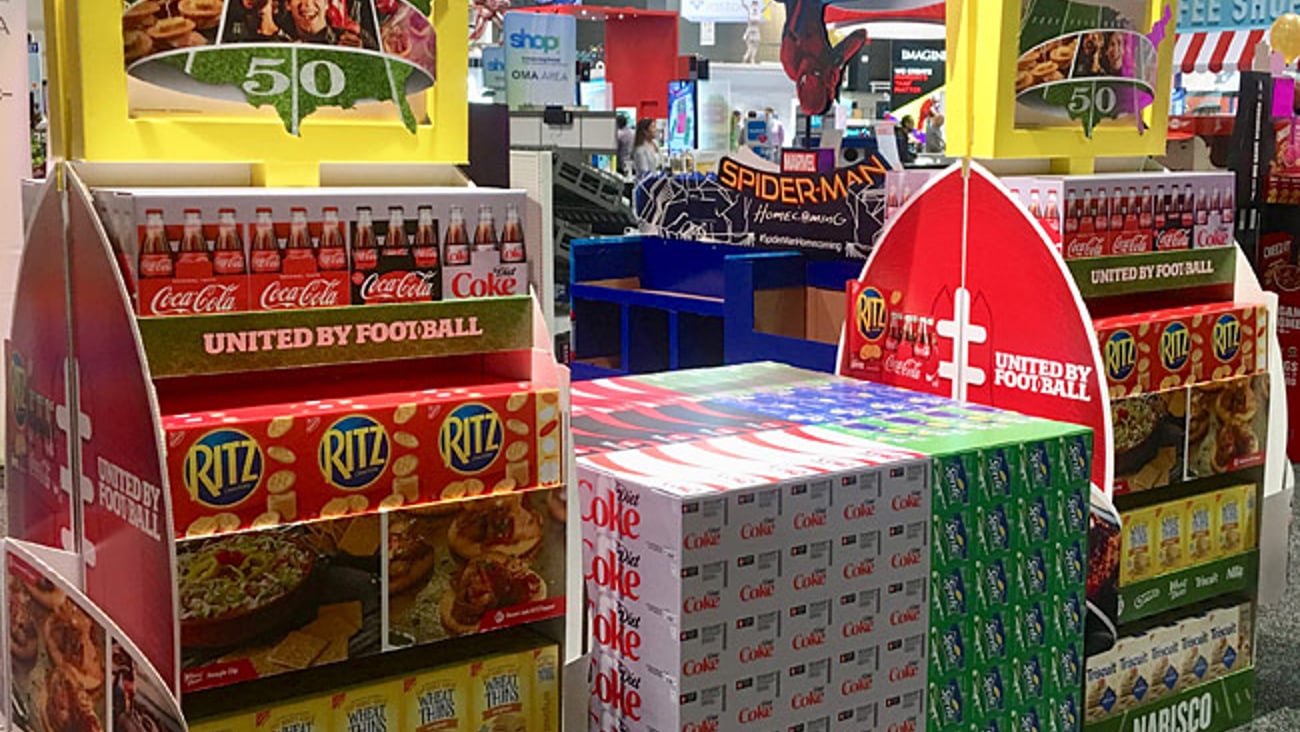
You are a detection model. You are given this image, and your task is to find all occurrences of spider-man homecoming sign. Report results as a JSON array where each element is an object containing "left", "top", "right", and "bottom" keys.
[{"left": 635, "top": 154, "right": 890, "bottom": 260}]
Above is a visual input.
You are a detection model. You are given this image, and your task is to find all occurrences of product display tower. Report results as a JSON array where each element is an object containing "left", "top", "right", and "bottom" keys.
[{"left": 3, "top": 0, "right": 579, "bottom": 728}]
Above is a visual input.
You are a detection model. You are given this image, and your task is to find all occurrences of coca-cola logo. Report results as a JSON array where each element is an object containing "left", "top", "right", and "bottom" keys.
[
  {"left": 451, "top": 270, "right": 521, "bottom": 298},
  {"left": 1066, "top": 235, "right": 1105, "bottom": 258},
  {"left": 790, "top": 690, "right": 825, "bottom": 710},
  {"left": 842, "top": 618, "right": 874, "bottom": 638},
  {"left": 888, "top": 663, "right": 919, "bottom": 682},
  {"left": 891, "top": 549, "right": 922, "bottom": 568},
  {"left": 883, "top": 355, "right": 923, "bottom": 380},
  {"left": 841, "top": 677, "right": 873, "bottom": 696},
  {"left": 259, "top": 278, "right": 344, "bottom": 309},
  {"left": 793, "top": 570, "right": 827, "bottom": 591},
  {"left": 684, "top": 530, "right": 721, "bottom": 550},
  {"left": 740, "top": 520, "right": 775, "bottom": 540},
  {"left": 737, "top": 703, "right": 773, "bottom": 723},
  {"left": 843, "top": 559, "right": 875, "bottom": 580},
  {"left": 1156, "top": 229, "right": 1190, "bottom": 251},
  {"left": 683, "top": 719, "right": 719, "bottom": 732},
  {"left": 889, "top": 608, "right": 921, "bottom": 626},
  {"left": 139, "top": 255, "right": 174, "bottom": 278},
  {"left": 1111, "top": 231, "right": 1149, "bottom": 254},
  {"left": 793, "top": 512, "right": 826, "bottom": 530},
  {"left": 359, "top": 270, "right": 437, "bottom": 302},
  {"left": 739, "top": 642, "right": 774, "bottom": 663},
  {"left": 149, "top": 283, "right": 240, "bottom": 315},
  {"left": 843, "top": 501, "right": 876, "bottom": 520},
  {"left": 584, "top": 488, "right": 640, "bottom": 539},
  {"left": 683, "top": 594, "right": 721, "bottom": 614},
  {"left": 592, "top": 606, "right": 642, "bottom": 660},
  {"left": 586, "top": 548, "right": 641, "bottom": 601},
  {"left": 682, "top": 656, "right": 720, "bottom": 677},
  {"left": 739, "top": 582, "right": 775, "bottom": 602},
  {"left": 891, "top": 494, "right": 922, "bottom": 511},
  {"left": 592, "top": 666, "right": 642, "bottom": 721},
  {"left": 792, "top": 630, "right": 826, "bottom": 649}
]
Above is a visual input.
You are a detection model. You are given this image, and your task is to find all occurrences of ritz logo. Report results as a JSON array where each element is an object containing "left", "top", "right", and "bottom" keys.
[
  {"left": 509, "top": 29, "right": 562, "bottom": 52},
  {"left": 1213, "top": 313, "right": 1241, "bottom": 362},
  {"left": 319, "top": 415, "right": 390, "bottom": 490},
  {"left": 184, "top": 429, "right": 264, "bottom": 507},
  {"left": 1160, "top": 322, "right": 1191, "bottom": 372},
  {"left": 855, "top": 287, "right": 888, "bottom": 342},
  {"left": 439, "top": 402, "right": 503, "bottom": 474},
  {"left": 1105, "top": 329, "right": 1137, "bottom": 382}
]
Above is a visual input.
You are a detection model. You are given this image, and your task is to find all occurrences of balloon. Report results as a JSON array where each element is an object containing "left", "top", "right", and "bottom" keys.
[{"left": 1271, "top": 13, "right": 1300, "bottom": 64}]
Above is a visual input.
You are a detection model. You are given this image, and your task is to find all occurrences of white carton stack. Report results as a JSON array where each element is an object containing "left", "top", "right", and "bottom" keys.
[{"left": 581, "top": 428, "right": 931, "bottom": 732}]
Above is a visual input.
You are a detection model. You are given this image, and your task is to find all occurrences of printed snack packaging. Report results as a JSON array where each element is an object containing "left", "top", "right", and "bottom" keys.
[
  {"left": 470, "top": 651, "right": 534, "bottom": 732},
  {"left": 253, "top": 696, "right": 331, "bottom": 731},
  {"left": 188, "top": 714, "right": 254, "bottom": 732},
  {"left": 331, "top": 678, "right": 402, "bottom": 732},
  {"left": 165, "top": 382, "right": 562, "bottom": 538},
  {"left": 531, "top": 643, "right": 561, "bottom": 732},
  {"left": 403, "top": 660, "right": 471, "bottom": 732}
]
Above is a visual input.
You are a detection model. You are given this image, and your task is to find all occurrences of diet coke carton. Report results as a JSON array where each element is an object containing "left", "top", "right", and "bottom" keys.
[
  {"left": 785, "top": 598, "right": 833, "bottom": 661},
  {"left": 785, "top": 656, "right": 834, "bottom": 721},
  {"left": 733, "top": 609, "right": 783, "bottom": 674},
  {"left": 731, "top": 670, "right": 784, "bottom": 731}
]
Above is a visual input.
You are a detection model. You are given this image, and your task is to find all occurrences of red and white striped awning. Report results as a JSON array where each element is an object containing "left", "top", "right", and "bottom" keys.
[{"left": 1175, "top": 29, "right": 1267, "bottom": 74}]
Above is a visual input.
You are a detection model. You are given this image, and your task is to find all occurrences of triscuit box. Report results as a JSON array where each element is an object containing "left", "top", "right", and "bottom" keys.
[
  {"left": 1206, "top": 602, "right": 1254, "bottom": 680},
  {"left": 331, "top": 678, "right": 402, "bottom": 732},
  {"left": 1115, "top": 632, "right": 1153, "bottom": 715},
  {"left": 470, "top": 651, "right": 533, "bottom": 732},
  {"left": 1144, "top": 621, "right": 1184, "bottom": 702},
  {"left": 254, "top": 696, "right": 330, "bottom": 732},
  {"left": 404, "top": 663, "right": 470, "bottom": 732},
  {"left": 1084, "top": 641, "right": 1122, "bottom": 722},
  {"left": 530, "top": 644, "right": 560, "bottom": 732}
]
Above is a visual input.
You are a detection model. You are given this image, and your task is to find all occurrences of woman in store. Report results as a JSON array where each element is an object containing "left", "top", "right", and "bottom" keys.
[
  {"left": 632, "top": 118, "right": 662, "bottom": 176},
  {"left": 896, "top": 115, "right": 917, "bottom": 165}
]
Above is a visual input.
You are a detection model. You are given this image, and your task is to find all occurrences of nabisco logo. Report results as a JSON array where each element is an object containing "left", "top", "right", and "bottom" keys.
[
  {"left": 890, "top": 607, "right": 921, "bottom": 627},
  {"left": 685, "top": 530, "right": 722, "bottom": 550},
  {"left": 591, "top": 663, "right": 642, "bottom": 721},
  {"left": 738, "top": 702, "right": 774, "bottom": 724},
  {"left": 451, "top": 269, "right": 521, "bottom": 298},
  {"left": 1067, "top": 235, "right": 1105, "bottom": 258},
  {"left": 792, "top": 630, "right": 826, "bottom": 650},
  {"left": 592, "top": 604, "right": 642, "bottom": 661},
  {"left": 682, "top": 655, "right": 720, "bottom": 678},
  {"left": 359, "top": 270, "right": 437, "bottom": 302},
  {"left": 891, "top": 493, "right": 922, "bottom": 512},
  {"left": 891, "top": 548, "right": 923, "bottom": 569},
  {"left": 739, "top": 582, "right": 775, "bottom": 603},
  {"left": 843, "top": 501, "right": 875, "bottom": 521},
  {"left": 586, "top": 545, "right": 641, "bottom": 600},
  {"left": 583, "top": 485, "right": 640, "bottom": 539},
  {"left": 841, "top": 676, "right": 873, "bottom": 696},
  {"left": 843, "top": 558, "right": 875, "bottom": 580},
  {"left": 791, "top": 690, "right": 825, "bottom": 710},
  {"left": 842, "top": 618, "right": 874, "bottom": 638},
  {"left": 149, "top": 283, "right": 240, "bottom": 315},
  {"left": 793, "top": 511, "right": 827, "bottom": 530},
  {"left": 888, "top": 663, "right": 920, "bottom": 683},
  {"left": 739, "top": 641, "right": 775, "bottom": 664},
  {"left": 793, "top": 569, "right": 827, "bottom": 591},
  {"left": 260, "top": 278, "right": 344, "bottom": 309},
  {"left": 683, "top": 719, "right": 719, "bottom": 732},
  {"left": 740, "top": 520, "right": 775, "bottom": 540},
  {"left": 683, "top": 594, "right": 721, "bottom": 614}
]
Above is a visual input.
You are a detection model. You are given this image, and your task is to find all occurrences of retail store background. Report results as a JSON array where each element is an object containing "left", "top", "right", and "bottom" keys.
[{"left": 0, "top": 464, "right": 1295, "bottom": 729}]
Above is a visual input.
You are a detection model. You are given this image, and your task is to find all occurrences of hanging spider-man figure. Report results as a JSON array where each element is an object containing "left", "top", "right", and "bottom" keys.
[{"left": 778, "top": 0, "right": 866, "bottom": 115}]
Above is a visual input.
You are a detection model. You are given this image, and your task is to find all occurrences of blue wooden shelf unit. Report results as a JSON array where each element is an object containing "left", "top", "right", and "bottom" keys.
[{"left": 569, "top": 236, "right": 862, "bottom": 380}]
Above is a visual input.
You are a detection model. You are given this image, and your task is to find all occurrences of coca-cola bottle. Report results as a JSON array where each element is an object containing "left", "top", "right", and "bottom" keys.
[
  {"left": 501, "top": 203, "right": 525, "bottom": 263},
  {"left": 1123, "top": 187, "right": 1139, "bottom": 230},
  {"left": 353, "top": 207, "right": 379, "bottom": 271},
  {"left": 250, "top": 208, "right": 281, "bottom": 274},
  {"left": 445, "top": 205, "right": 470, "bottom": 266},
  {"left": 1139, "top": 186, "right": 1153, "bottom": 229},
  {"left": 384, "top": 206, "right": 409, "bottom": 259},
  {"left": 1181, "top": 184, "right": 1195, "bottom": 227},
  {"left": 1196, "top": 188, "right": 1209, "bottom": 226},
  {"left": 474, "top": 204, "right": 499, "bottom": 252},
  {"left": 1208, "top": 189, "right": 1221, "bottom": 229},
  {"left": 1223, "top": 184, "right": 1234, "bottom": 225},
  {"left": 318, "top": 207, "right": 347, "bottom": 271},
  {"left": 285, "top": 207, "right": 316, "bottom": 269},
  {"left": 1064, "top": 191, "right": 1079, "bottom": 235},
  {"left": 213, "top": 208, "right": 246, "bottom": 276},
  {"left": 1095, "top": 190, "right": 1109, "bottom": 234},
  {"left": 1029, "top": 190, "right": 1042, "bottom": 219},
  {"left": 414, "top": 205, "right": 441, "bottom": 268},
  {"left": 139, "top": 209, "right": 174, "bottom": 278},
  {"left": 1044, "top": 191, "right": 1060, "bottom": 232},
  {"left": 1109, "top": 188, "right": 1124, "bottom": 231},
  {"left": 1080, "top": 189, "right": 1095, "bottom": 234},
  {"left": 1155, "top": 186, "right": 1166, "bottom": 228}
]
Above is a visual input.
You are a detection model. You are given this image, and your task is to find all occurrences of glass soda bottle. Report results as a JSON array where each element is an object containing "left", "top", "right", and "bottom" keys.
[
  {"left": 414, "top": 205, "right": 440, "bottom": 268},
  {"left": 474, "top": 204, "right": 498, "bottom": 252},
  {"left": 444, "top": 205, "right": 470, "bottom": 266},
  {"left": 250, "top": 208, "right": 282, "bottom": 274},
  {"left": 285, "top": 207, "right": 315, "bottom": 268},
  {"left": 318, "top": 207, "right": 347, "bottom": 271},
  {"left": 179, "top": 209, "right": 208, "bottom": 259},
  {"left": 139, "top": 209, "right": 174, "bottom": 278},
  {"left": 353, "top": 207, "right": 379, "bottom": 271},
  {"left": 213, "top": 208, "right": 246, "bottom": 275},
  {"left": 500, "top": 203, "right": 526, "bottom": 263},
  {"left": 384, "top": 206, "right": 408, "bottom": 258}
]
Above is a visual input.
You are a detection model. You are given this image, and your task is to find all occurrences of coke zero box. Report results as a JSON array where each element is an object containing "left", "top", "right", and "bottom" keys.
[{"left": 164, "top": 381, "right": 562, "bottom": 538}]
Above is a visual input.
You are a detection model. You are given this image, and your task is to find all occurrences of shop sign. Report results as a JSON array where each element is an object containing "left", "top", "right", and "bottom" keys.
[
  {"left": 1178, "top": 0, "right": 1300, "bottom": 32},
  {"left": 483, "top": 46, "right": 507, "bottom": 93},
  {"left": 891, "top": 41, "right": 945, "bottom": 108},
  {"left": 1015, "top": 0, "right": 1172, "bottom": 136},
  {"left": 634, "top": 153, "right": 890, "bottom": 260},
  {"left": 503, "top": 12, "right": 577, "bottom": 109},
  {"left": 121, "top": 0, "right": 438, "bottom": 134}
]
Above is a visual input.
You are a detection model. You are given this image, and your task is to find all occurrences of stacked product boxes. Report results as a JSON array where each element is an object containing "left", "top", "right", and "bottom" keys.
[
  {"left": 575, "top": 363, "right": 1091, "bottom": 732},
  {"left": 91, "top": 187, "right": 531, "bottom": 316}
]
